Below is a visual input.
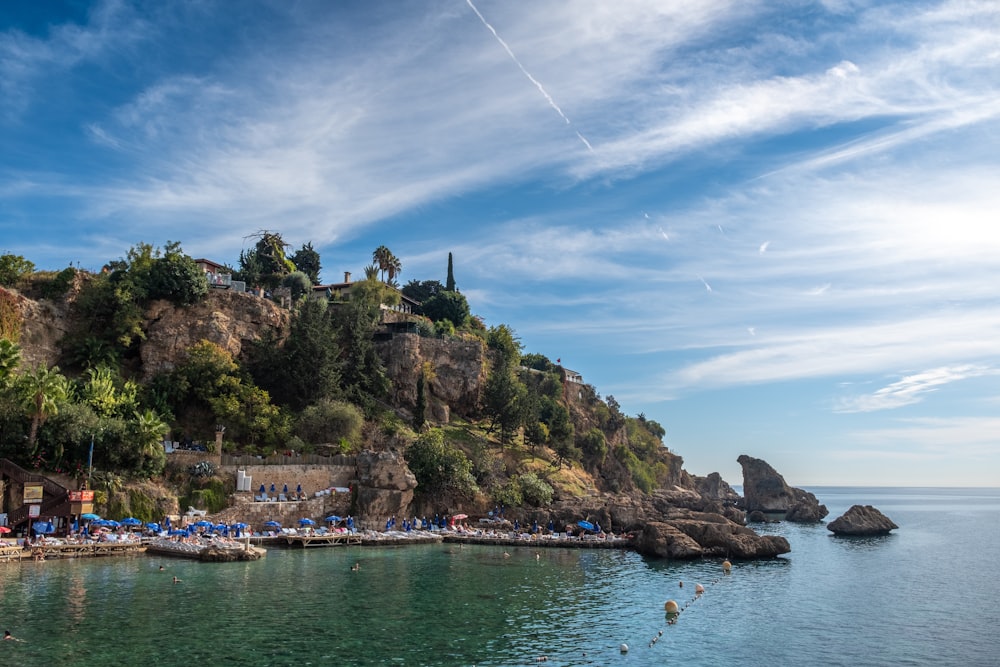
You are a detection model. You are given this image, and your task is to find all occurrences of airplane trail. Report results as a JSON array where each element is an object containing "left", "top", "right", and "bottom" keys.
[{"left": 466, "top": 0, "right": 593, "bottom": 152}]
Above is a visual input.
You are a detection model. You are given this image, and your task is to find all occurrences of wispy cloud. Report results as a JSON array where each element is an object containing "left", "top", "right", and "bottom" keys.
[{"left": 835, "top": 365, "right": 1000, "bottom": 413}]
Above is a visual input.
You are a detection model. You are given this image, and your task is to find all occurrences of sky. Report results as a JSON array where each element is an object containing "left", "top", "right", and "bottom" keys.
[{"left": 2, "top": 0, "right": 999, "bottom": 487}]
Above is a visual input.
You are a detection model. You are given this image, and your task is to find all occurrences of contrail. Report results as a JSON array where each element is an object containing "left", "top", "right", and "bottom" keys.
[{"left": 466, "top": 0, "right": 593, "bottom": 152}]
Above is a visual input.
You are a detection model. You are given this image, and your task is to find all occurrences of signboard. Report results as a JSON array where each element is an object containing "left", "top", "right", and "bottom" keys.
[
  {"left": 24, "top": 484, "right": 44, "bottom": 503},
  {"left": 69, "top": 491, "right": 95, "bottom": 502},
  {"left": 28, "top": 505, "right": 40, "bottom": 518}
]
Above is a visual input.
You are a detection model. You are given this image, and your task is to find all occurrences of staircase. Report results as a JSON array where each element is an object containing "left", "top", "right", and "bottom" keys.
[{"left": 0, "top": 459, "right": 71, "bottom": 529}]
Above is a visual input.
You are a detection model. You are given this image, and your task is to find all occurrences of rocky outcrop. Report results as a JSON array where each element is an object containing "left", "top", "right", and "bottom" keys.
[
  {"left": 353, "top": 449, "right": 417, "bottom": 523},
  {"left": 140, "top": 290, "right": 290, "bottom": 380},
  {"left": 377, "top": 332, "right": 487, "bottom": 421},
  {"left": 635, "top": 511, "right": 790, "bottom": 559},
  {"left": 827, "top": 505, "right": 898, "bottom": 536},
  {"left": 737, "top": 454, "right": 828, "bottom": 522},
  {"left": 3, "top": 285, "right": 73, "bottom": 370}
]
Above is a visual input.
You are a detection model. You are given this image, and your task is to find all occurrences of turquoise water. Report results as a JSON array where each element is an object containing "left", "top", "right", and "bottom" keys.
[{"left": 1, "top": 488, "right": 997, "bottom": 666}]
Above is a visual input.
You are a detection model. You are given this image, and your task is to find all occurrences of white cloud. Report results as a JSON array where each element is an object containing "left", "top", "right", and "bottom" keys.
[{"left": 835, "top": 365, "right": 1000, "bottom": 413}]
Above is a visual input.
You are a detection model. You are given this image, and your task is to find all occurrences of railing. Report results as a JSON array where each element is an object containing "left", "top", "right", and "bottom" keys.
[
  {"left": 220, "top": 453, "right": 356, "bottom": 467},
  {"left": 0, "top": 458, "right": 70, "bottom": 529}
]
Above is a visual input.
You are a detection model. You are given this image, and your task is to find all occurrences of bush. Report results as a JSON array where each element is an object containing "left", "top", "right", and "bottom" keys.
[
  {"left": 516, "top": 472, "right": 553, "bottom": 506},
  {"left": 295, "top": 399, "right": 363, "bottom": 446}
]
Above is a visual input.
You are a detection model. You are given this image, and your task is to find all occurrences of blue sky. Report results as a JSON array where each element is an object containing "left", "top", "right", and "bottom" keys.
[{"left": 3, "top": 1, "right": 999, "bottom": 487}]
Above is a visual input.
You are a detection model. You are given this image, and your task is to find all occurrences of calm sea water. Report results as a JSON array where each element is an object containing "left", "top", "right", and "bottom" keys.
[{"left": 0, "top": 487, "right": 997, "bottom": 666}]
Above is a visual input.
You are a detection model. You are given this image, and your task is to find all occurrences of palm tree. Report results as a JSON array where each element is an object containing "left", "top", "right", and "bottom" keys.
[
  {"left": 386, "top": 254, "right": 402, "bottom": 287},
  {"left": 372, "top": 246, "right": 392, "bottom": 282},
  {"left": 133, "top": 409, "right": 169, "bottom": 458},
  {"left": 20, "top": 365, "right": 68, "bottom": 453}
]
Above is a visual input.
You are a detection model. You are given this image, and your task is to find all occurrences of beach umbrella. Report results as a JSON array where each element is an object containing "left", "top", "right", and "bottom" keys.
[
  {"left": 270, "top": 483, "right": 276, "bottom": 494},
  {"left": 298, "top": 518, "right": 315, "bottom": 526},
  {"left": 0, "top": 526, "right": 11, "bottom": 534},
  {"left": 146, "top": 523, "right": 161, "bottom": 532},
  {"left": 168, "top": 529, "right": 187, "bottom": 536},
  {"left": 194, "top": 520, "right": 213, "bottom": 528},
  {"left": 453, "top": 513, "right": 468, "bottom": 521},
  {"left": 264, "top": 520, "right": 281, "bottom": 528},
  {"left": 259, "top": 483, "right": 266, "bottom": 494},
  {"left": 104, "top": 520, "right": 121, "bottom": 528},
  {"left": 33, "top": 522, "right": 55, "bottom": 534},
  {"left": 296, "top": 483, "right": 302, "bottom": 494},
  {"left": 164, "top": 516, "right": 172, "bottom": 530},
  {"left": 81, "top": 513, "right": 100, "bottom": 521},
  {"left": 577, "top": 520, "right": 596, "bottom": 532},
  {"left": 283, "top": 484, "right": 289, "bottom": 495},
  {"left": 121, "top": 517, "right": 142, "bottom": 527},
  {"left": 325, "top": 515, "right": 342, "bottom": 523},
  {"left": 214, "top": 523, "right": 228, "bottom": 532}
]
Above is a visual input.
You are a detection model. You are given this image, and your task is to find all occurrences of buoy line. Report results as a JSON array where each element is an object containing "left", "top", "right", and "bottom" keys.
[{"left": 646, "top": 559, "right": 733, "bottom": 650}]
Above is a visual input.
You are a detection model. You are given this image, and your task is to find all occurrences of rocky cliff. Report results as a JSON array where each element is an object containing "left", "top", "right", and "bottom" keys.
[
  {"left": 141, "top": 289, "right": 290, "bottom": 380},
  {"left": 377, "top": 332, "right": 487, "bottom": 421}
]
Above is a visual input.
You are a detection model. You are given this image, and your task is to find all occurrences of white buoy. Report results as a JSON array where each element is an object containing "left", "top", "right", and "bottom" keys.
[
  {"left": 695, "top": 583, "right": 705, "bottom": 594},
  {"left": 620, "top": 643, "right": 629, "bottom": 653}
]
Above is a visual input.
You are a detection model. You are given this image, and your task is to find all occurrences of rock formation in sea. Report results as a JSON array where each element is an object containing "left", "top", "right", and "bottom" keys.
[
  {"left": 737, "top": 454, "right": 828, "bottom": 522},
  {"left": 827, "top": 505, "right": 898, "bottom": 536}
]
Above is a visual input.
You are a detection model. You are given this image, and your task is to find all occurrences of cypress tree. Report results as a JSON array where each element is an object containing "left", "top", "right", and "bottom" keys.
[{"left": 445, "top": 252, "right": 456, "bottom": 291}]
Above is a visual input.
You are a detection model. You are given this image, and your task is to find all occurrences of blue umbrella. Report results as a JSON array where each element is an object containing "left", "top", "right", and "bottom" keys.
[
  {"left": 296, "top": 484, "right": 302, "bottom": 494},
  {"left": 146, "top": 522, "right": 161, "bottom": 532},
  {"left": 325, "top": 515, "right": 342, "bottom": 523},
  {"left": 194, "top": 520, "right": 213, "bottom": 528},
  {"left": 263, "top": 520, "right": 281, "bottom": 528},
  {"left": 283, "top": 484, "right": 289, "bottom": 494},
  {"left": 259, "top": 484, "right": 266, "bottom": 494},
  {"left": 214, "top": 523, "right": 228, "bottom": 532},
  {"left": 33, "top": 522, "right": 55, "bottom": 534},
  {"left": 577, "top": 520, "right": 596, "bottom": 532},
  {"left": 298, "top": 518, "right": 315, "bottom": 526},
  {"left": 164, "top": 516, "right": 172, "bottom": 530},
  {"left": 81, "top": 513, "right": 101, "bottom": 521},
  {"left": 121, "top": 517, "right": 142, "bottom": 527},
  {"left": 270, "top": 483, "right": 276, "bottom": 494},
  {"left": 169, "top": 529, "right": 187, "bottom": 536},
  {"left": 104, "top": 520, "right": 121, "bottom": 528}
]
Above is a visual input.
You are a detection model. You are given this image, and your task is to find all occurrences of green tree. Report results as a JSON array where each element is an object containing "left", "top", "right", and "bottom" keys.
[
  {"left": 294, "top": 398, "right": 363, "bottom": 448},
  {"left": 290, "top": 242, "right": 321, "bottom": 285},
  {"left": 405, "top": 428, "right": 478, "bottom": 499},
  {"left": 421, "top": 290, "right": 470, "bottom": 330},
  {"left": 482, "top": 371, "right": 527, "bottom": 448},
  {"left": 20, "top": 365, "right": 68, "bottom": 453},
  {"left": 401, "top": 279, "right": 443, "bottom": 311},
  {"left": 80, "top": 366, "right": 138, "bottom": 418},
  {"left": 282, "top": 271, "right": 313, "bottom": 301},
  {"left": 580, "top": 427, "right": 608, "bottom": 463},
  {"left": 445, "top": 252, "right": 456, "bottom": 291},
  {"left": 145, "top": 241, "right": 208, "bottom": 306},
  {"left": 372, "top": 246, "right": 393, "bottom": 283},
  {"left": 487, "top": 324, "right": 522, "bottom": 374},
  {"left": 0, "top": 253, "right": 35, "bottom": 287},
  {"left": 0, "top": 339, "right": 20, "bottom": 388}
]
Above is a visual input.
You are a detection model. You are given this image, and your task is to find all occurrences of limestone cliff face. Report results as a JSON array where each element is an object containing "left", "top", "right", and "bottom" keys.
[
  {"left": 140, "top": 290, "right": 289, "bottom": 380},
  {"left": 376, "top": 332, "right": 487, "bottom": 421},
  {"left": 6, "top": 287, "right": 72, "bottom": 370}
]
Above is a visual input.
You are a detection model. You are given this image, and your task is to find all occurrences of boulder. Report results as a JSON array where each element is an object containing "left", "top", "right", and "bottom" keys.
[
  {"left": 737, "top": 454, "right": 828, "bottom": 522},
  {"left": 827, "top": 505, "right": 898, "bottom": 536},
  {"left": 634, "top": 510, "right": 790, "bottom": 560}
]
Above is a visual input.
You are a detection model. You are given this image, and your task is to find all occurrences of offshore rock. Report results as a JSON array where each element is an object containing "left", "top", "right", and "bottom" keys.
[
  {"left": 827, "top": 505, "right": 898, "bottom": 536},
  {"left": 634, "top": 510, "right": 790, "bottom": 560},
  {"left": 737, "top": 454, "right": 828, "bottom": 522}
]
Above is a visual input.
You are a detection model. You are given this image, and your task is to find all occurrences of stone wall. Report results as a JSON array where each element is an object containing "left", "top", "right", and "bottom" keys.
[{"left": 220, "top": 463, "right": 356, "bottom": 497}]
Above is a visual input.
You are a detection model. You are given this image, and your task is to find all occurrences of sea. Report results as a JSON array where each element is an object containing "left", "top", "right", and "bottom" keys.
[{"left": 0, "top": 487, "right": 997, "bottom": 666}]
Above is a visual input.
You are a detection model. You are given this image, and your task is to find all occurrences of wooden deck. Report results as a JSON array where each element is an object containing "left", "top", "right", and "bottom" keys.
[
  {"left": 0, "top": 541, "right": 147, "bottom": 562},
  {"left": 282, "top": 533, "right": 363, "bottom": 548}
]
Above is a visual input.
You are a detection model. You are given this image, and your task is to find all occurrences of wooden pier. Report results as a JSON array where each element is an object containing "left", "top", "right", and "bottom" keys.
[
  {"left": 282, "top": 532, "right": 362, "bottom": 547},
  {"left": 0, "top": 541, "right": 147, "bottom": 562}
]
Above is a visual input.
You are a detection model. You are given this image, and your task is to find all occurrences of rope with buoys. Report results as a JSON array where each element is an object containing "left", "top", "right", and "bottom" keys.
[{"left": 646, "top": 559, "right": 733, "bottom": 650}]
